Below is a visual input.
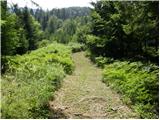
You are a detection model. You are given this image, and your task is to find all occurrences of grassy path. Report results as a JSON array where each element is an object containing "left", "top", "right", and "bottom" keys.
[{"left": 49, "top": 52, "right": 138, "bottom": 119}]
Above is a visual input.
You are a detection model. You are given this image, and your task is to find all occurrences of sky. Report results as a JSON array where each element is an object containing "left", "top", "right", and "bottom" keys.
[{"left": 7, "top": 0, "right": 98, "bottom": 10}]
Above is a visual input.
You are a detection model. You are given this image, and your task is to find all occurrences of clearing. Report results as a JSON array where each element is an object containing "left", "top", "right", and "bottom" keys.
[{"left": 49, "top": 52, "right": 139, "bottom": 119}]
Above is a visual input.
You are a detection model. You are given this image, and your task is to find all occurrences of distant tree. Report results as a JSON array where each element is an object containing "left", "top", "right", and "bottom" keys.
[
  {"left": 63, "top": 19, "right": 77, "bottom": 36},
  {"left": 22, "top": 7, "right": 43, "bottom": 50},
  {"left": 1, "top": 1, "right": 19, "bottom": 55},
  {"left": 45, "top": 16, "right": 62, "bottom": 34},
  {"left": 12, "top": 4, "right": 29, "bottom": 54}
]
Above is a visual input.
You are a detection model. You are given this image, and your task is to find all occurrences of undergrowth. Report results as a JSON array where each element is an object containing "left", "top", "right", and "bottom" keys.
[
  {"left": 102, "top": 61, "right": 159, "bottom": 118},
  {"left": 1, "top": 43, "right": 74, "bottom": 118},
  {"left": 68, "top": 42, "right": 86, "bottom": 53}
]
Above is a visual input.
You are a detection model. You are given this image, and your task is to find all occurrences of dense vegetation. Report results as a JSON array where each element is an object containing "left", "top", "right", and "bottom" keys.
[
  {"left": 1, "top": 0, "right": 159, "bottom": 119},
  {"left": 85, "top": 1, "right": 159, "bottom": 118},
  {"left": 1, "top": 1, "right": 86, "bottom": 118},
  {"left": 33, "top": 7, "right": 90, "bottom": 26},
  {"left": 102, "top": 60, "right": 158, "bottom": 118},
  {"left": 1, "top": 43, "right": 74, "bottom": 118},
  {"left": 1, "top": 1, "right": 90, "bottom": 56},
  {"left": 1, "top": 0, "right": 90, "bottom": 70},
  {"left": 1, "top": 1, "right": 43, "bottom": 56},
  {"left": 31, "top": 7, "right": 91, "bottom": 43},
  {"left": 86, "top": 1, "right": 158, "bottom": 63}
]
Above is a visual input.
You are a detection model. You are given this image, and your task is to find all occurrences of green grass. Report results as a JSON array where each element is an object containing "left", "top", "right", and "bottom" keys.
[
  {"left": 1, "top": 43, "right": 74, "bottom": 118},
  {"left": 102, "top": 61, "right": 159, "bottom": 118}
]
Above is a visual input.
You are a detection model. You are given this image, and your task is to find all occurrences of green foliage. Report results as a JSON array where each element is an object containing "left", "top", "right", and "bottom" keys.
[
  {"left": 122, "top": 24, "right": 132, "bottom": 35},
  {"left": 143, "top": 47, "right": 159, "bottom": 62},
  {"left": 88, "top": 1, "right": 159, "bottom": 63},
  {"left": 1, "top": 43, "right": 74, "bottom": 118},
  {"left": 102, "top": 61, "right": 158, "bottom": 118},
  {"left": 53, "top": 28, "right": 70, "bottom": 44},
  {"left": 22, "top": 7, "right": 43, "bottom": 50},
  {"left": 74, "top": 24, "right": 91, "bottom": 43},
  {"left": 49, "top": 16, "right": 90, "bottom": 44},
  {"left": 68, "top": 42, "right": 86, "bottom": 53},
  {"left": 1, "top": 3, "right": 43, "bottom": 55},
  {"left": 95, "top": 56, "right": 114, "bottom": 68},
  {"left": 37, "top": 39, "right": 50, "bottom": 48},
  {"left": 34, "top": 7, "right": 90, "bottom": 24},
  {"left": 1, "top": 2, "right": 21, "bottom": 55},
  {"left": 31, "top": 7, "right": 91, "bottom": 44},
  {"left": 88, "top": 2, "right": 159, "bottom": 118},
  {"left": 53, "top": 19, "right": 77, "bottom": 43},
  {"left": 86, "top": 35, "right": 106, "bottom": 56},
  {"left": 63, "top": 19, "right": 77, "bottom": 36},
  {"left": 86, "top": 35, "right": 104, "bottom": 47},
  {"left": 45, "top": 16, "right": 62, "bottom": 35}
]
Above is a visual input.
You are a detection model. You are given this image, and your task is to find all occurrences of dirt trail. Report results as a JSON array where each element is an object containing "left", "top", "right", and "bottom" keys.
[{"left": 49, "top": 52, "right": 138, "bottom": 119}]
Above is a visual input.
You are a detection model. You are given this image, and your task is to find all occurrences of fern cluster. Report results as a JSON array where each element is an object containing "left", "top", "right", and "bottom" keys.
[
  {"left": 103, "top": 61, "right": 158, "bottom": 118},
  {"left": 1, "top": 43, "right": 74, "bottom": 118}
]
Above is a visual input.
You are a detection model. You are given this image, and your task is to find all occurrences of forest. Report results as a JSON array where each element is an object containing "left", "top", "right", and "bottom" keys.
[{"left": 1, "top": 0, "right": 159, "bottom": 119}]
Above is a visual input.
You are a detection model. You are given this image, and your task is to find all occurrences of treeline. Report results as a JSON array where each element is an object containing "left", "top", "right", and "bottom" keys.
[
  {"left": 1, "top": 1, "right": 89, "bottom": 118},
  {"left": 1, "top": 1, "right": 43, "bottom": 55},
  {"left": 30, "top": 7, "right": 91, "bottom": 43},
  {"left": 42, "top": 16, "right": 90, "bottom": 44},
  {"left": 85, "top": 1, "right": 159, "bottom": 63},
  {"left": 1, "top": 1, "right": 90, "bottom": 70},
  {"left": 33, "top": 7, "right": 90, "bottom": 27},
  {"left": 1, "top": 0, "right": 159, "bottom": 118},
  {"left": 84, "top": 1, "right": 159, "bottom": 118}
]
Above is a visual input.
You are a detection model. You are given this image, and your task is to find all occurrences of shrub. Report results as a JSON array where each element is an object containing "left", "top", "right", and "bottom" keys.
[
  {"left": 68, "top": 42, "right": 86, "bottom": 53},
  {"left": 95, "top": 56, "right": 114, "bottom": 68},
  {"left": 103, "top": 61, "right": 158, "bottom": 118},
  {"left": 1, "top": 43, "right": 74, "bottom": 118},
  {"left": 37, "top": 39, "right": 50, "bottom": 48}
]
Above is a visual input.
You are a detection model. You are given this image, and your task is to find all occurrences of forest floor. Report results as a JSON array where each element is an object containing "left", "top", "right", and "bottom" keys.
[{"left": 49, "top": 52, "right": 139, "bottom": 119}]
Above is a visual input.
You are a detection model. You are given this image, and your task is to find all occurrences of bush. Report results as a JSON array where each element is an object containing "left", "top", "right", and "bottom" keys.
[
  {"left": 68, "top": 42, "right": 86, "bottom": 53},
  {"left": 95, "top": 56, "right": 114, "bottom": 68},
  {"left": 37, "top": 39, "right": 50, "bottom": 48},
  {"left": 1, "top": 43, "right": 74, "bottom": 118},
  {"left": 102, "top": 61, "right": 158, "bottom": 118}
]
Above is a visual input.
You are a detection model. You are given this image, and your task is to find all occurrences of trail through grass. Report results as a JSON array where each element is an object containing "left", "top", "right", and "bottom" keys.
[{"left": 49, "top": 52, "right": 139, "bottom": 119}]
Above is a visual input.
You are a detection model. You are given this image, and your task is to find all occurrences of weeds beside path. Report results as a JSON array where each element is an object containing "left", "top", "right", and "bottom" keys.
[{"left": 49, "top": 52, "right": 139, "bottom": 119}]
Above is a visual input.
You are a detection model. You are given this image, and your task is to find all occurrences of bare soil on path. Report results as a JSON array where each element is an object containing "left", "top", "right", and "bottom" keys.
[{"left": 49, "top": 52, "right": 138, "bottom": 119}]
